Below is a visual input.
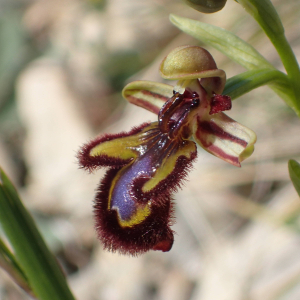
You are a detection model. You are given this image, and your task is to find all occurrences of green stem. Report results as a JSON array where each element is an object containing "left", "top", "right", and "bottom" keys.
[
  {"left": 270, "top": 34, "right": 300, "bottom": 113},
  {"left": 0, "top": 168, "right": 76, "bottom": 300},
  {"left": 237, "top": 0, "right": 300, "bottom": 116},
  {"left": 288, "top": 159, "right": 300, "bottom": 197},
  {"left": 0, "top": 243, "right": 35, "bottom": 298}
]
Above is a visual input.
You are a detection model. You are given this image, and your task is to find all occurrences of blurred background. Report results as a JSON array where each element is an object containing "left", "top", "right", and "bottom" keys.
[{"left": 0, "top": 0, "right": 300, "bottom": 299}]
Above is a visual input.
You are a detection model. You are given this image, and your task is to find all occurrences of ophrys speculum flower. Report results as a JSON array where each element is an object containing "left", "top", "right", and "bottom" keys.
[{"left": 78, "top": 46, "right": 256, "bottom": 255}]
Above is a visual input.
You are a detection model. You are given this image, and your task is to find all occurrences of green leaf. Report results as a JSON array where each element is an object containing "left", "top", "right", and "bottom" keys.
[
  {"left": 236, "top": 0, "right": 284, "bottom": 38},
  {"left": 0, "top": 168, "right": 76, "bottom": 300},
  {"left": 0, "top": 237, "right": 34, "bottom": 297},
  {"left": 224, "top": 69, "right": 291, "bottom": 100},
  {"left": 0, "top": 238, "right": 26, "bottom": 279},
  {"left": 288, "top": 160, "right": 300, "bottom": 197},
  {"left": 169, "top": 14, "right": 273, "bottom": 70}
]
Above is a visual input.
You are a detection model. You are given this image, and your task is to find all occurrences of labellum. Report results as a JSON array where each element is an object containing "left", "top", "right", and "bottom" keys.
[{"left": 78, "top": 91, "right": 201, "bottom": 255}]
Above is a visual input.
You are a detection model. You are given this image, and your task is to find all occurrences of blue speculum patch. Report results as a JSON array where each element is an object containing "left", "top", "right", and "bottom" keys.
[{"left": 110, "top": 154, "right": 153, "bottom": 221}]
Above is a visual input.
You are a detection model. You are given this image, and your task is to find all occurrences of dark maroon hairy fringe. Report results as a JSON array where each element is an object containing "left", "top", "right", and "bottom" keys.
[
  {"left": 93, "top": 150, "right": 197, "bottom": 256},
  {"left": 77, "top": 122, "right": 151, "bottom": 172},
  {"left": 133, "top": 148, "right": 197, "bottom": 207}
]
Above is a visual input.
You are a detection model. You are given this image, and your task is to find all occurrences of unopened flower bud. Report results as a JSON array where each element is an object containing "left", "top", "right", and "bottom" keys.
[{"left": 182, "top": 0, "right": 227, "bottom": 13}]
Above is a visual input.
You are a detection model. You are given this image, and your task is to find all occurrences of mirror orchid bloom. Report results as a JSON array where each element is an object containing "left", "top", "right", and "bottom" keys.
[{"left": 78, "top": 46, "right": 256, "bottom": 256}]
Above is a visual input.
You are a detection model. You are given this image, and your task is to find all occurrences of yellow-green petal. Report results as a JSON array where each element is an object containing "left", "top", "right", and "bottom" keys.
[
  {"left": 193, "top": 112, "right": 256, "bottom": 166},
  {"left": 122, "top": 80, "right": 173, "bottom": 114}
]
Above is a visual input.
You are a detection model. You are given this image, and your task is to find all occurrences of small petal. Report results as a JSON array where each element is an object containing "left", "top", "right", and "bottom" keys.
[
  {"left": 193, "top": 112, "right": 256, "bottom": 166},
  {"left": 209, "top": 94, "right": 232, "bottom": 114},
  {"left": 122, "top": 80, "right": 173, "bottom": 114}
]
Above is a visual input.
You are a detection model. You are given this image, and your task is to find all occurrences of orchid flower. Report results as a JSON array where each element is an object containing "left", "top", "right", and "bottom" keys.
[{"left": 78, "top": 46, "right": 256, "bottom": 256}]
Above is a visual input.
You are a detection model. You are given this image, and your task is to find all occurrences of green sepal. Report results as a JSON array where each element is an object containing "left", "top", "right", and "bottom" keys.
[
  {"left": 288, "top": 160, "right": 300, "bottom": 197},
  {"left": 159, "top": 45, "right": 226, "bottom": 95},
  {"left": 0, "top": 168, "right": 75, "bottom": 300},
  {"left": 236, "top": 0, "right": 284, "bottom": 38}
]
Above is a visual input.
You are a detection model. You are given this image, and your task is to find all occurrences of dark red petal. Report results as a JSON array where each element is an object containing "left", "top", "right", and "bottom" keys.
[{"left": 209, "top": 94, "right": 232, "bottom": 115}]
